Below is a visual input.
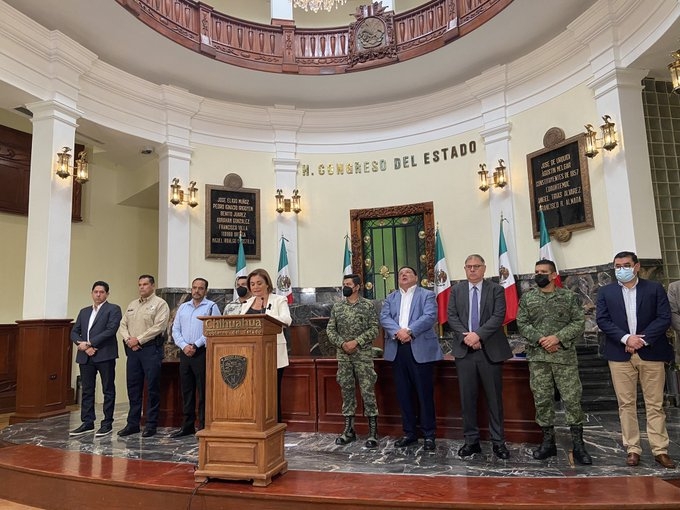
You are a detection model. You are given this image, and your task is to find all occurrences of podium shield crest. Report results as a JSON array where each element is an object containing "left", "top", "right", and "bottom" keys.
[{"left": 220, "top": 354, "right": 247, "bottom": 389}]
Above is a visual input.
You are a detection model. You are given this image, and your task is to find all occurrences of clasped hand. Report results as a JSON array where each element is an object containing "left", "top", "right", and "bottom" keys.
[
  {"left": 342, "top": 339, "right": 359, "bottom": 354},
  {"left": 625, "top": 334, "right": 645, "bottom": 354},
  {"left": 463, "top": 332, "right": 481, "bottom": 350},
  {"left": 539, "top": 335, "right": 560, "bottom": 353}
]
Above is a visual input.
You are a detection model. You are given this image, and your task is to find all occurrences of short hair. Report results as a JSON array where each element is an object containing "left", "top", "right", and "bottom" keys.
[
  {"left": 92, "top": 281, "right": 109, "bottom": 293},
  {"left": 465, "top": 254, "right": 486, "bottom": 264},
  {"left": 139, "top": 274, "right": 155, "bottom": 285},
  {"left": 236, "top": 275, "right": 248, "bottom": 283},
  {"left": 343, "top": 274, "right": 362, "bottom": 286},
  {"left": 614, "top": 251, "right": 638, "bottom": 264},
  {"left": 247, "top": 268, "right": 274, "bottom": 294},
  {"left": 192, "top": 277, "right": 209, "bottom": 289},
  {"left": 397, "top": 266, "right": 417, "bottom": 276},
  {"left": 535, "top": 259, "right": 557, "bottom": 273}
]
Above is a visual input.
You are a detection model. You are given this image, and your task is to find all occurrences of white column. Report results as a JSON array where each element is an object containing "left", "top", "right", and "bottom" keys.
[
  {"left": 467, "top": 66, "right": 518, "bottom": 273},
  {"left": 158, "top": 143, "right": 192, "bottom": 288},
  {"left": 271, "top": 0, "right": 293, "bottom": 20},
  {"left": 481, "top": 124, "right": 517, "bottom": 274},
  {"left": 273, "top": 158, "right": 300, "bottom": 286},
  {"left": 588, "top": 68, "right": 657, "bottom": 257},
  {"left": 268, "top": 106, "right": 304, "bottom": 286},
  {"left": 23, "top": 100, "right": 80, "bottom": 319}
]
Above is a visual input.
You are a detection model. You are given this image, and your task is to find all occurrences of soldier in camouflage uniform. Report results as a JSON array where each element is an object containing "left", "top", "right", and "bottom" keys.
[
  {"left": 516, "top": 259, "right": 592, "bottom": 465},
  {"left": 326, "top": 274, "right": 380, "bottom": 448}
]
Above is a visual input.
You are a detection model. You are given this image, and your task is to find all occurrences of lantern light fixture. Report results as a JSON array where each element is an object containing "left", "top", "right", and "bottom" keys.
[
  {"left": 275, "top": 189, "right": 302, "bottom": 214},
  {"left": 584, "top": 115, "right": 618, "bottom": 158},
  {"left": 170, "top": 178, "right": 198, "bottom": 208}
]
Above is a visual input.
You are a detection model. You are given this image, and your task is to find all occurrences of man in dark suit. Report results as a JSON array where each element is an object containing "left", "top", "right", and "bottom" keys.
[
  {"left": 70, "top": 281, "right": 122, "bottom": 437},
  {"left": 596, "top": 250, "right": 675, "bottom": 469},
  {"left": 447, "top": 254, "right": 512, "bottom": 459},
  {"left": 380, "top": 266, "right": 443, "bottom": 451}
]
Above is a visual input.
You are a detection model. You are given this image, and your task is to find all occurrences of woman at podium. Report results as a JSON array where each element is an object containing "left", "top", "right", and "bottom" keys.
[{"left": 240, "top": 268, "right": 292, "bottom": 422}]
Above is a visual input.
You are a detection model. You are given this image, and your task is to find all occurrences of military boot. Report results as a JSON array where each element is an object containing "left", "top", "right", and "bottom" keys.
[
  {"left": 533, "top": 426, "right": 557, "bottom": 460},
  {"left": 570, "top": 424, "right": 593, "bottom": 465},
  {"left": 365, "top": 416, "right": 378, "bottom": 449},
  {"left": 335, "top": 416, "right": 356, "bottom": 445}
]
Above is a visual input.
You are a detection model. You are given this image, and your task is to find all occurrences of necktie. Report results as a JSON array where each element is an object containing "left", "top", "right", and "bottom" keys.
[{"left": 470, "top": 286, "right": 479, "bottom": 332}]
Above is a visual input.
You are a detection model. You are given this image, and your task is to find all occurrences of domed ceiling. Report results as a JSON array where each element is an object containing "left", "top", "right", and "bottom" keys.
[{"left": 5, "top": 0, "right": 601, "bottom": 109}]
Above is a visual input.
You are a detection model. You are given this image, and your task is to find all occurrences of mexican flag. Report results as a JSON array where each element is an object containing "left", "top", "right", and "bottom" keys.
[
  {"left": 276, "top": 237, "right": 293, "bottom": 303},
  {"left": 538, "top": 209, "right": 562, "bottom": 287},
  {"left": 434, "top": 227, "right": 451, "bottom": 325},
  {"left": 498, "top": 218, "right": 518, "bottom": 324},
  {"left": 343, "top": 236, "right": 352, "bottom": 278},
  {"left": 234, "top": 232, "right": 247, "bottom": 294}
]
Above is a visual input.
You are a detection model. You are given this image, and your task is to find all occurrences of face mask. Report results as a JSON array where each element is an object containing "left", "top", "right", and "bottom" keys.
[
  {"left": 236, "top": 286, "right": 248, "bottom": 298},
  {"left": 534, "top": 274, "right": 551, "bottom": 288},
  {"left": 615, "top": 267, "right": 636, "bottom": 283},
  {"left": 342, "top": 286, "right": 354, "bottom": 297}
]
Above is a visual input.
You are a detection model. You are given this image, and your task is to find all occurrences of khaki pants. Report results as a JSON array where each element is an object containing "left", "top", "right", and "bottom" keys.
[{"left": 608, "top": 354, "right": 669, "bottom": 456}]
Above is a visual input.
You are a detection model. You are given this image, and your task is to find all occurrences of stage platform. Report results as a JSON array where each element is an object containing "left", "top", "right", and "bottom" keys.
[{"left": 1, "top": 405, "right": 680, "bottom": 509}]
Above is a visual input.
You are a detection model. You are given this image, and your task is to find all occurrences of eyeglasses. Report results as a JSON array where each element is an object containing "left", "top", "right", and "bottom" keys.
[{"left": 465, "top": 264, "right": 484, "bottom": 270}]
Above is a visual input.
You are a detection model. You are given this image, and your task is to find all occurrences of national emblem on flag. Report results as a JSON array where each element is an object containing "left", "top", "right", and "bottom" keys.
[
  {"left": 434, "top": 226, "right": 451, "bottom": 325},
  {"left": 276, "top": 237, "right": 293, "bottom": 303},
  {"left": 498, "top": 216, "right": 518, "bottom": 325}
]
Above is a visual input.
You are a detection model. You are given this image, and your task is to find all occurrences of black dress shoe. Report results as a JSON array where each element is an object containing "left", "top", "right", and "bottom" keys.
[
  {"left": 117, "top": 425, "right": 140, "bottom": 437},
  {"left": 95, "top": 425, "right": 113, "bottom": 437},
  {"left": 142, "top": 428, "right": 157, "bottom": 438},
  {"left": 69, "top": 423, "right": 94, "bottom": 436},
  {"left": 493, "top": 443, "right": 510, "bottom": 459},
  {"left": 170, "top": 427, "right": 196, "bottom": 438},
  {"left": 423, "top": 438, "right": 436, "bottom": 451},
  {"left": 394, "top": 436, "right": 418, "bottom": 448},
  {"left": 458, "top": 442, "right": 482, "bottom": 457}
]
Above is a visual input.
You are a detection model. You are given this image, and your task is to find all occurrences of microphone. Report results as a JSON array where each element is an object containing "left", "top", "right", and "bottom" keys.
[{"left": 267, "top": 303, "right": 272, "bottom": 311}]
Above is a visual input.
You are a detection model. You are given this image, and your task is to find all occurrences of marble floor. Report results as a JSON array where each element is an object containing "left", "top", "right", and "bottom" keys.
[{"left": 2, "top": 404, "right": 680, "bottom": 481}]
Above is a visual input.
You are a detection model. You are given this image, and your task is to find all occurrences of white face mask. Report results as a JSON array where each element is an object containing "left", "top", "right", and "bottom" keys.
[{"left": 615, "top": 266, "right": 636, "bottom": 283}]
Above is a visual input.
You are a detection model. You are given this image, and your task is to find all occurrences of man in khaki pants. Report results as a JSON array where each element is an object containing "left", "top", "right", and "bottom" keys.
[{"left": 596, "top": 251, "right": 675, "bottom": 469}]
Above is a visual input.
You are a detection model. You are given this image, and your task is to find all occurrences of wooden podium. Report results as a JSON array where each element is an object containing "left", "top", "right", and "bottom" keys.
[{"left": 195, "top": 314, "right": 287, "bottom": 487}]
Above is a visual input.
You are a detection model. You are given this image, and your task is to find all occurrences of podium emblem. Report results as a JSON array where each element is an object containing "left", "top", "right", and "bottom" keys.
[{"left": 220, "top": 355, "right": 247, "bottom": 389}]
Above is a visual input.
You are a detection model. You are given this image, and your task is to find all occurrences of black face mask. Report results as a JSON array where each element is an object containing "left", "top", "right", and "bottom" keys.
[
  {"left": 236, "top": 286, "right": 248, "bottom": 298},
  {"left": 534, "top": 274, "right": 551, "bottom": 288},
  {"left": 342, "top": 286, "right": 354, "bottom": 297}
]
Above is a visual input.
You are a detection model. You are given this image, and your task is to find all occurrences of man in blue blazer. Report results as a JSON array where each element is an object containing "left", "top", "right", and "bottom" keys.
[
  {"left": 70, "top": 281, "right": 122, "bottom": 437},
  {"left": 380, "top": 266, "right": 443, "bottom": 451},
  {"left": 596, "top": 251, "right": 675, "bottom": 469},
  {"left": 448, "top": 254, "right": 512, "bottom": 459}
]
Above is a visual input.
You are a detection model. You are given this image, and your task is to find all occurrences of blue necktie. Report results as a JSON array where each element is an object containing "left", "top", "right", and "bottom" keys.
[{"left": 471, "top": 286, "right": 479, "bottom": 332}]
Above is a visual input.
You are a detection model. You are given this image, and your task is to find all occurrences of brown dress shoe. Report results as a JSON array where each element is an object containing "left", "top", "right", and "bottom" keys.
[
  {"left": 626, "top": 452, "right": 640, "bottom": 466},
  {"left": 654, "top": 454, "right": 676, "bottom": 469}
]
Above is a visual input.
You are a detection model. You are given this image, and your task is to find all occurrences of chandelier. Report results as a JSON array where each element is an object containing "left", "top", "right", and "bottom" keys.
[{"left": 293, "top": 0, "right": 347, "bottom": 13}]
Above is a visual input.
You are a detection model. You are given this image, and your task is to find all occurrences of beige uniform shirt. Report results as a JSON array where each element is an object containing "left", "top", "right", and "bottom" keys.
[{"left": 118, "top": 294, "right": 170, "bottom": 346}]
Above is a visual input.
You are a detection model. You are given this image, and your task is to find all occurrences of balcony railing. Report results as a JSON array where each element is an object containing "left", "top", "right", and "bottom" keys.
[{"left": 115, "top": 0, "right": 511, "bottom": 75}]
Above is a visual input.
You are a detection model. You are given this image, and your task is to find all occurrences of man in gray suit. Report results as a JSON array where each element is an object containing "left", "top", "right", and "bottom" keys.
[
  {"left": 380, "top": 266, "right": 443, "bottom": 451},
  {"left": 70, "top": 281, "right": 123, "bottom": 437},
  {"left": 448, "top": 254, "right": 512, "bottom": 459}
]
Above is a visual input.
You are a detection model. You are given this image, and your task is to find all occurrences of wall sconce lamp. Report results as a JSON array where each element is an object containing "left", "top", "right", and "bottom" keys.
[
  {"left": 74, "top": 151, "right": 89, "bottom": 183},
  {"left": 668, "top": 48, "right": 680, "bottom": 93},
  {"left": 493, "top": 159, "right": 507, "bottom": 188},
  {"left": 55, "top": 147, "right": 90, "bottom": 184},
  {"left": 584, "top": 115, "right": 618, "bottom": 158},
  {"left": 170, "top": 178, "right": 198, "bottom": 208},
  {"left": 477, "top": 160, "right": 507, "bottom": 191},
  {"left": 477, "top": 164, "right": 490, "bottom": 191},
  {"left": 55, "top": 147, "right": 72, "bottom": 179},
  {"left": 275, "top": 189, "right": 302, "bottom": 214}
]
